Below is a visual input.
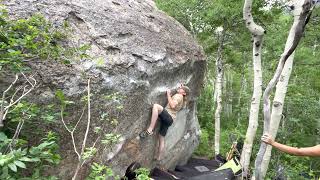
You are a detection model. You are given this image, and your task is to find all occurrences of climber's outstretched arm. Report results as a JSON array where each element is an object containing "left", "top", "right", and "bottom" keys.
[{"left": 262, "top": 134, "right": 320, "bottom": 157}]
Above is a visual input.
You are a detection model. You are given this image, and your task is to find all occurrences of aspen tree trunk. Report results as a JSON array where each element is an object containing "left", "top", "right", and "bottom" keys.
[
  {"left": 312, "top": 40, "right": 318, "bottom": 56},
  {"left": 224, "top": 70, "right": 232, "bottom": 118},
  {"left": 228, "top": 71, "right": 233, "bottom": 117},
  {"left": 236, "top": 75, "right": 245, "bottom": 126},
  {"left": 240, "top": 0, "right": 264, "bottom": 177},
  {"left": 237, "top": 54, "right": 247, "bottom": 126},
  {"left": 212, "top": 79, "right": 217, "bottom": 104},
  {"left": 260, "top": 55, "right": 294, "bottom": 178},
  {"left": 260, "top": 0, "right": 316, "bottom": 176},
  {"left": 254, "top": 1, "right": 314, "bottom": 179},
  {"left": 214, "top": 28, "right": 226, "bottom": 156}
]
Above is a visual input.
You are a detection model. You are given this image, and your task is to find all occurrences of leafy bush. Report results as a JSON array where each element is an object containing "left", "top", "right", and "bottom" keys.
[
  {"left": 135, "top": 168, "right": 151, "bottom": 180},
  {"left": 0, "top": 132, "right": 60, "bottom": 179},
  {"left": 87, "top": 162, "right": 120, "bottom": 180},
  {"left": 193, "top": 129, "right": 213, "bottom": 158},
  {"left": 0, "top": 4, "right": 89, "bottom": 72}
]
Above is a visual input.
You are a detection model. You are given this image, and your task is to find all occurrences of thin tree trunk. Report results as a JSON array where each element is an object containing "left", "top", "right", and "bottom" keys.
[
  {"left": 228, "top": 70, "right": 233, "bottom": 118},
  {"left": 223, "top": 69, "right": 231, "bottom": 118},
  {"left": 240, "top": 0, "right": 265, "bottom": 177},
  {"left": 312, "top": 40, "right": 318, "bottom": 56},
  {"left": 212, "top": 79, "right": 217, "bottom": 105},
  {"left": 237, "top": 53, "right": 247, "bottom": 126},
  {"left": 259, "top": 57, "right": 293, "bottom": 178},
  {"left": 214, "top": 28, "right": 226, "bottom": 156},
  {"left": 254, "top": 1, "right": 314, "bottom": 179},
  {"left": 72, "top": 163, "right": 82, "bottom": 180}
]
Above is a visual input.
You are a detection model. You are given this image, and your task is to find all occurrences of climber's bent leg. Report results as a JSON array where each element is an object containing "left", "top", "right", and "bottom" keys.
[{"left": 146, "top": 104, "right": 163, "bottom": 133}]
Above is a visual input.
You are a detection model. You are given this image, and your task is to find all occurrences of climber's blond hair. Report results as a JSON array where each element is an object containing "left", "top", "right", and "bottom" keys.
[{"left": 181, "top": 86, "right": 190, "bottom": 107}]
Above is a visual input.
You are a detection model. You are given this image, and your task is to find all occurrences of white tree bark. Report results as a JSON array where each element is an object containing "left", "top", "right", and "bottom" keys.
[
  {"left": 254, "top": 0, "right": 314, "bottom": 179},
  {"left": 260, "top": 54, "right": 294, "bottom": 178},
  {"left": 240, "top": 0, "right": 264, "bottom": 177},
  {"left": 223, "top": 69, "right": 232, "bottom": 118},
  {"left": 214, "top": 28, "right": 225, "bottom": 156},
  {"left": 259, "top": 0, "right": 317, "bottom": 176},
  {"left": 214, "top": 67, "right": 223, "bottom": 155}
]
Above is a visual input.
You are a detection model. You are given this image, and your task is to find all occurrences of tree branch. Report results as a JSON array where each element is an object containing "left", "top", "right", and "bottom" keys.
[
  {"left": 81, "top": 78, "right": 91, "bottom": 154},
  {"left": 0, "top": 73, "right": 36, "bottom": 127}
]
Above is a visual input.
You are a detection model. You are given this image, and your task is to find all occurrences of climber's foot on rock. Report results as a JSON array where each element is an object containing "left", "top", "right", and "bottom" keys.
[
  {"left": 155, "top": 161, "right": 166, "bottom": 171},
  {"left": 139, "top": 130, "right": 153, "bottom": 138}
]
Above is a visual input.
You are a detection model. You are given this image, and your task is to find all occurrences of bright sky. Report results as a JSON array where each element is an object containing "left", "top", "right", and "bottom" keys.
[{"left": 261, "top": 0, "right": 286, "bottom": 11}]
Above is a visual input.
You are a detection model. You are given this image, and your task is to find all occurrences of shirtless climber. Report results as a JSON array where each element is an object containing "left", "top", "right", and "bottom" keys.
[{"left": 139, "top": 83, "right": 190, "bottom": 163}]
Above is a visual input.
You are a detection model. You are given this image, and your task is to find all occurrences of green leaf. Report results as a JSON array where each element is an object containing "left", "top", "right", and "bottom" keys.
[
  {"left": 14, "top": 160, "right": 26, "bottom": 168},
  {"left": 106, "top": 167, "right": 114, "bottom": 177},
  {"left": 55, "top": 90, "right": 65, "bottom": 102},
  {"left": 37, "top": 141, "right": 52, "bottom": 149},
  {"left": 7, "top": 49, "right": 15, "bottom": 53},
  {"left": 30, "top": 157, "right": 41, "bottom": 162},
  {"left": 0, "top": 159, "right": 6, "bottom": 166},
  {"left": 64, "top": 100, "right": 74, "bottom": 105},
  {"left": 8, "top": 163, "right": 17, "bottom": 172},
  {"left": 95, "top": 57, "right": 105, "bottom": 67},
  {"left": 45, "top": 159, "right": 54, "bottom": 163},
  {"left": 0, "top": 132, "right": 8, "bottom": 141},
  {"left": 1, "top": 166, "right": 9, "bottom": 178},
  {"left": 19, "top": 157, "right": 33, "bottom": 162}
]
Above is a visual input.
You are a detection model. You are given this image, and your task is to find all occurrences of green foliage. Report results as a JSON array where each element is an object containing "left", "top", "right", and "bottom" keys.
[
  {"left": 6, "top": 102, "right": 40, "bottom": 124},
  {"left": 5, "top": 101, "right": 59, "bottom": 138},
  {"left": 82, "top": 147, "right": 97, "bottom": 161},
  {"left": 94, "top": 126, "right": 102, "bottom": 134},
  {"left": 0, "top": 3, "right": 129, "bottom": 179},
  {"left": 157, "top": 0, "right": 320, "bottom": 178},
  {"left": 55, "top": 90, "right": 75, "bottom": 109},
  {"left": 0, "top": 11, "right": 61, "bottom": 71},
  {"left": 8, "top": 102, "right": 37, "bottom": 119},
  {"left": 87, "top": 162, "right": 120, "bottom": 180},
  {"left": 196, "top": 83, "right": 214, "bottom": 134},
  {"left": 193, "top": 129, "right": 213, "bottom": 158},
  {"left": 0, "top": 9, "right": 89, "bottom": 178},
  {"left": 101, "top": 133, "right": 121, "bottom": 145},
  {"left": 135, "top": 168, "right": 151, "bottom": 180},
  {"left": 0, "top": 4, "right": 90, "bottom": 72},
  {"left": 0, "top": 132, "right": 60, "bottom": 179},
  {"left": 87, "top": 165, "right": 151, "bottom": 180},
  {"left": 55, "top": 89, "right": 124, "bottom": 177},
  {"left": 99, "top": 113, "right": 109, "bottom": 122},
  {"left": 99, "top": 112, "right": 119, "bottom": 126},
  {"left": 103, "top": 92, "right": 126, "bottom": 102}
]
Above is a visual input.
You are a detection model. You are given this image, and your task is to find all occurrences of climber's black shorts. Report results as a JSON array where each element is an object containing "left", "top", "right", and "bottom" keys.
[{"left": 158, "top": 109, "right": 173, "bottom": 136}]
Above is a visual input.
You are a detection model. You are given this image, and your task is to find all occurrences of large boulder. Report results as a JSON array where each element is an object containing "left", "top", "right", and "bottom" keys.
[{"left": 3, "top": 0, "right": 206, "bottom": 179}]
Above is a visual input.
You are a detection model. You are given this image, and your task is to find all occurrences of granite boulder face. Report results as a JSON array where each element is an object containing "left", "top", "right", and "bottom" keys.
[{"left": 3, "top": 0, "right": 206, "bottom": 178}]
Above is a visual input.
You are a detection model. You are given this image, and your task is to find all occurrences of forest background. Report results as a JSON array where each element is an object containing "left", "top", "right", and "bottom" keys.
[{"left": 156, "top": 0, "right": 320, "bottom": 179}]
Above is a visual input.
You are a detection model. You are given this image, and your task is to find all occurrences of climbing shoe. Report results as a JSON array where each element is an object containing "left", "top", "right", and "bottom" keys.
[{"left": 139, "top": 130, "right": 153, "bottom": 138}]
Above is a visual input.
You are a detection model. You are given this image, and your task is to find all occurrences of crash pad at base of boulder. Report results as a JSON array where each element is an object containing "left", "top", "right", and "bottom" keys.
[{"left": 150, "top": 158, "right": 235, "bottom": 180}]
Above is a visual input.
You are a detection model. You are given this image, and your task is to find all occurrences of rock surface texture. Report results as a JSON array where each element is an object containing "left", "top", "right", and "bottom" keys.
[{"left": 4, "top": 0, "right": 206, "bottom": 179}]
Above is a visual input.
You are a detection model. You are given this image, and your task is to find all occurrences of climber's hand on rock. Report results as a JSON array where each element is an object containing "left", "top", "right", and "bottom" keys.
[
  {"left": 167, "top": 89, "right": 171, "bottom": 96},
  {"left": 261, "top": 134, "right": 274, "bottom": 145}
]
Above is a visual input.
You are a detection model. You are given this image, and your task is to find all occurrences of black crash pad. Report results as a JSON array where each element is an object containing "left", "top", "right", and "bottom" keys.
[
  {"left": 187, "top": 169, "right": 234, "bottom": 180},
  {"left": 150, "top": 158, "right": 235, "bottom": 180}
]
